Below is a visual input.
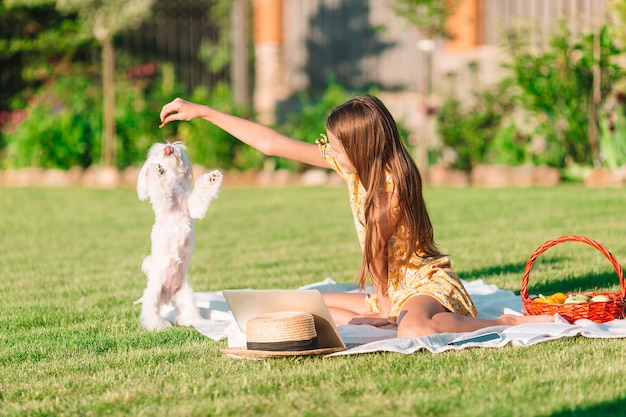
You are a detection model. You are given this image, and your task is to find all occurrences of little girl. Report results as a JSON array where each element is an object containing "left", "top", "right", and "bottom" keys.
[{"left": 159, "top": 95, "right": 554, "bottom": 337}]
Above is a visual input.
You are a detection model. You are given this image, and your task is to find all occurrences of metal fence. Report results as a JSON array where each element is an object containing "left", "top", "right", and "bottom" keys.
[
  {"left": 121, "top": 0, "right": 229, "bottom": 92},
  {"left": 122, "top": 0, "right": 609, "bottom": 95},
  {"left": 481, "top": 0, "right": 607, "bottom": 46}
]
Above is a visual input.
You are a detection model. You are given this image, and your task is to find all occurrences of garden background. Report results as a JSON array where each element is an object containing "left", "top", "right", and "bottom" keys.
[{"left": 2, "top": 0, "right": 626, "bottom": 187}]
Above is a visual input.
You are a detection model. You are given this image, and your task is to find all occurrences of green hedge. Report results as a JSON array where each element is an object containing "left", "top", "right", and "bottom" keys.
[{"left": 0, "top": 62, "right": 377, "bottom": 172}]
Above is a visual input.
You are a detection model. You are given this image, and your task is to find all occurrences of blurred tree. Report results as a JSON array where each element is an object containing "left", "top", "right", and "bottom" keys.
[
  {"left": 504, "top": 24, "right": 622, "bottom": 167},
  {"left": 608, "top": 0, "right": 626, "bottom": 48},
  {"left": 391, "top": 0, "right": 459, "bottom": 172},
  {"left": 5, "top": 0, "right": 155, "bottom": 167},
  {"left": 0, "top": 1, "right": 90, "bottom": 110},
  {"left": 56, "top": 0, "right": 155, "bottom": 167},
  {"left": 391, "top": 0, "right": 457, "bottom": 39}
]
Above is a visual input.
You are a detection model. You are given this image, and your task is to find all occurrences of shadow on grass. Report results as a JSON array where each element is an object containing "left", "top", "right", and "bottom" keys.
[
  {"left": 464, "top": 261, "right": 528, "bottom": 282},
  {"left": 528, "top": 270, "right": 622, "bottom": 296},
  {"left": 549, "top": 396, "right": 626, "bottom": 417},
  {"left": 466, "top": 257, "right": 623, "bottom": 296},
  {"left": 522, "top": 255, "right": 622, "bottom": 296}
]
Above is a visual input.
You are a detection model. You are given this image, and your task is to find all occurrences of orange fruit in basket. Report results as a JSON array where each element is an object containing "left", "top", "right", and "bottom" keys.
[
  {"left": 552, "top": 292, "right": 567, "bottom": 304},
  {"left": 533, "top": 292, "right": 567, "bottom": 304}
]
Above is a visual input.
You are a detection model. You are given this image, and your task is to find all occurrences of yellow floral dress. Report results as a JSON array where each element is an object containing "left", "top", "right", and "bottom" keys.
[{"left": 318, "top": 140, "right": 477, "bottom": 323}]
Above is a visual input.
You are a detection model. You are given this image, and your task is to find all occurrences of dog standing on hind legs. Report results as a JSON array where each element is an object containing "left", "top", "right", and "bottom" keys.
[{"left": 137, "top": 141, "right": 222, "bottom": 330}]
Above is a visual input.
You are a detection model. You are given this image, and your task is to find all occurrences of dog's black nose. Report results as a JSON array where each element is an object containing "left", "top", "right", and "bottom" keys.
[{"left": 164, "top": 145, "right": 174, "bottom": 155}]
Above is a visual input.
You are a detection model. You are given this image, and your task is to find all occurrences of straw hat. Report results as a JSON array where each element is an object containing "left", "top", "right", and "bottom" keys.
[{"left": 221, "top": 311, "right": 343, "bottom": 359}]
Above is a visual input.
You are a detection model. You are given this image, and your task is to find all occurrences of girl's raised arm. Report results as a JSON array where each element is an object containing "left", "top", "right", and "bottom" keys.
[{"left": 159, "top": 97, "right": 327, "bottom": 168}]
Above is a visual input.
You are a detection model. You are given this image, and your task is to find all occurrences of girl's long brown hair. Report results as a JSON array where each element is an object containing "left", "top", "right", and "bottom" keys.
[{"left": 326, "top": 95, "right": 442, "bottom": 289}]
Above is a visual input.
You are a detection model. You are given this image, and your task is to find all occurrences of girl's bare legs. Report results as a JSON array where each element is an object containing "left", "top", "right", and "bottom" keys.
[
  {"left": 396, "top": 295, "right": 555, "bottom": 338},
  {"left": 323, "top": 292, "right": 555, "bottom": 337},
  {"left": 321, "top": 293, "right": 394, "bottom": 328},
  {"left": 322, "top": 293, "right": 368, "bottom": 325}
]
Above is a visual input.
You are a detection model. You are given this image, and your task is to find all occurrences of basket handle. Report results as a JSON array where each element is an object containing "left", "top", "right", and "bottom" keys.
[{"left": 520, "top": 235, "right": 626, "bottom": 301}]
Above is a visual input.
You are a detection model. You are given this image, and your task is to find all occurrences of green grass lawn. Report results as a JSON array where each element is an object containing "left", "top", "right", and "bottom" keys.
[{"left": 2, "top": 184, "right": 626, "bottom": 416}]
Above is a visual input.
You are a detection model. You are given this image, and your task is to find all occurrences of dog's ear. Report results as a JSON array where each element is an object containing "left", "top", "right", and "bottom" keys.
[
  {"left": 183, "top": 153, "right": 193, "bottom": 185},
  {"left": 137, "top": 162, "right": 150, "bottom": 201},
  {"left": 175, "top": 142, "right": 193, "bottom": 185}
]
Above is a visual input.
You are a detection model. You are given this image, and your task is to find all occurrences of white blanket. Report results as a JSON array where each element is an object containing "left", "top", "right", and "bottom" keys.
[{"left": 187, "top": 278, "right": 626, "bottom": 356}]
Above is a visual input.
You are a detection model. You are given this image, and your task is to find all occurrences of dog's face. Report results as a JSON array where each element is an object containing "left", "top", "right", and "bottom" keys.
[{"left": 137, "top": 141, "right": 193, "bottom": 201}]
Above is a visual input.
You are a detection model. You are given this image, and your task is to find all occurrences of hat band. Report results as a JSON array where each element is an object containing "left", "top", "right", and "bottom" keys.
[{"left": 247, "top": 337, "right": 319, "bottom": 352}]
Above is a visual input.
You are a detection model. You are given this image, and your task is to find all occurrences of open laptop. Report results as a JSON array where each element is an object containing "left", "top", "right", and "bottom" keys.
[{"left": 222, "top": 289, "right": 346, "bottom": 350}]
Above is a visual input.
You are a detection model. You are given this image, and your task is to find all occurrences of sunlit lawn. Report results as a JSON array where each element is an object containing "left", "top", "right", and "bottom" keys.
[{"left": 1, "top": 184, "right": 626, "bottom": 416}]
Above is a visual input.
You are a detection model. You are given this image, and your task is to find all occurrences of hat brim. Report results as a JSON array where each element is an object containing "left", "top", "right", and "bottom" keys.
[{"left": 221, "top": 346, "right": 344, "bottom": 359}]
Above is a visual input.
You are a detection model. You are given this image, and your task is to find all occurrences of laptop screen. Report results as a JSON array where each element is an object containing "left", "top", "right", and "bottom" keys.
[{"left": 222, "top": 289, "right": 346, "bottom": 349}]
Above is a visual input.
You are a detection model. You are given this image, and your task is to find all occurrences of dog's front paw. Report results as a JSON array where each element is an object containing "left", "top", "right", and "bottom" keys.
[
  {"left": 189, "top": 170, "right": 222, "bottom": 219},
  {"left": 206, "top": 170, "right": 223, "bottom": 185},
  {"left": 194, "top": 170, "right": 223, "bottom": 191},
  {"left": 155, "top": 163, "right": 165, "bottom": 176}
]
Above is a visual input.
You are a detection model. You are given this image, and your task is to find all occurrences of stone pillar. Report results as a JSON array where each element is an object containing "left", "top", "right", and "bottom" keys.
[
  {"left": 232, "top": 0, "right": 250, "bottom": 107},
  {"left": 445, "top": 0, "right": 480, "bottom": 52},
  {"left": 253, "top": 0, "right": 284, "bottom": 124}
]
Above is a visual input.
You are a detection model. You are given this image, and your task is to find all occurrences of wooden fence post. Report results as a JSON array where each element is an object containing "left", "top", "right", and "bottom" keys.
[{"left": 253, "top": 0, "right": 283, "bottom": 124}]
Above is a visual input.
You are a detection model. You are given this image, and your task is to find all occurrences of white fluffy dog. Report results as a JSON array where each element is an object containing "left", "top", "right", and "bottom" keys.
[{"left": 137, "top": 141, "right": 222, "bottom": 330}]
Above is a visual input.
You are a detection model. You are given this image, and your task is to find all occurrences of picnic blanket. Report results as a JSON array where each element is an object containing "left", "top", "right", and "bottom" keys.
[{"left": 184, "top": 278, "right": 626, "bottom": 356}]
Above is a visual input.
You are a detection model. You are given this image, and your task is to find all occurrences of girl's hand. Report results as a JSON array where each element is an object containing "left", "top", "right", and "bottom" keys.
[
  {"left": 348, "top": 314, "right": 395, "bottom": 329},
  {"left": 159, "top": 98, "right": 207, "bottom": 128}
]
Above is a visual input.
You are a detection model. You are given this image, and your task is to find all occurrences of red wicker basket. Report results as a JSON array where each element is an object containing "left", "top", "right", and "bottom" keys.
[{"left": 521, "top": 235, "right": 626, "bottom": 323}]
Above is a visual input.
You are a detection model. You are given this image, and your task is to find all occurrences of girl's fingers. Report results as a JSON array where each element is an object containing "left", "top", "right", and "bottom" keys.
[
  {"left": 158, "top": 98, "right": 198, "bottom": 127},
  {"left": 348, "top": 316, "right": 391, "bottom": 327},
  {"left": 158, "top": 112, "right": 174, "bottom": 128},
  {"left": 158, "top": 102, "right": 180, "bottom": 127}
]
